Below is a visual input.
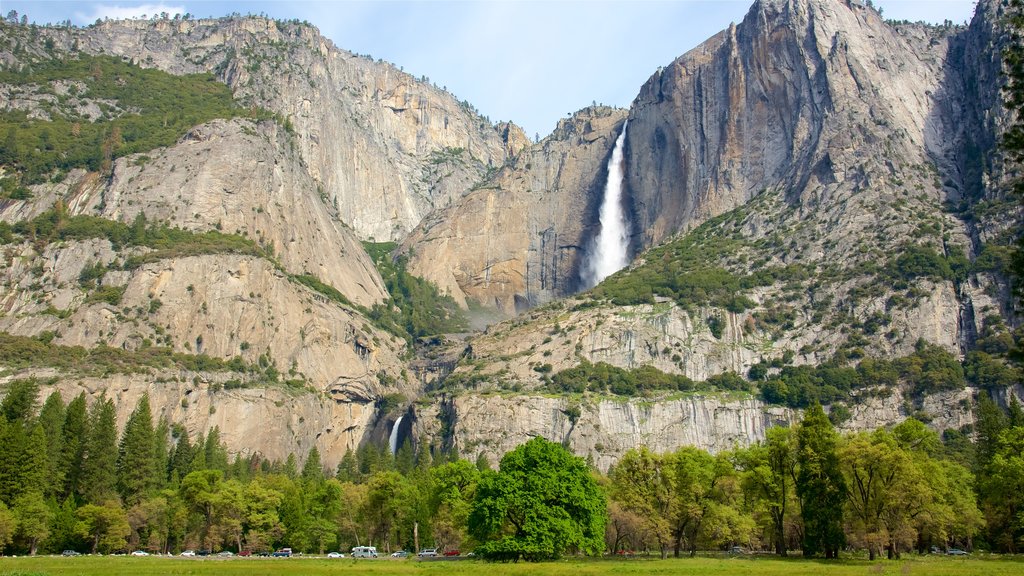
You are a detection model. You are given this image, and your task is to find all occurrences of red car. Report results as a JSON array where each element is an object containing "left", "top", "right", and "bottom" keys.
[
  {"left": 238, "top": 550, "right": 252, "bottom": 557},
  {"left": 443, "top": 549, "right": 460, "bottom": 557}
]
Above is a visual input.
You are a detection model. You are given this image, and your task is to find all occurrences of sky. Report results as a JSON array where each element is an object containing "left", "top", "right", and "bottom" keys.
[{"left": 4, "top": 0, "right": 978, "bottom": 138}]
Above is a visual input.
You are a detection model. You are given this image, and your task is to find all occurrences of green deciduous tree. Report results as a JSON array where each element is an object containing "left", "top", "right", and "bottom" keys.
[
  {"left": 469, "top": 436, "right": 607, "bottom": 561},
  {"left": 609, "top": 447, "right": 675, "bottom": 557},
  {"left": 796, "top": 404, "right": 846, "bottom": 558},
  {"left": 982, "top": 426, "right": 1024, "bottom": 552},
  {"left": 0, "top": 501, "right": 16, "bottom": 554},
  {"left": 738, "top": 426, "right": 797, "bottom": 556},
  {"left": 13, "top": 491, "right": 51, "bottom": 555},
  {"left": 77, "top": 500, "right": 130, "bottom": 553}
]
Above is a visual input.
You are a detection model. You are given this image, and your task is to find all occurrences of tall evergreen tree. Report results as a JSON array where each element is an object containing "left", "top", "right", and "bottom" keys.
[
  {"left": 58, "top": 393, "right": 88, "bottom": 500},
  {"left": 37, "top": 392, "right": 65, "bottom": 498},
  {"left": 80, "top": 397, "right": 118, "bottom": 503},
  {"left": 302, "top": 446, "right": 324, "bottom": 484},
  {"left": 335, "top": 448, "right": 359, "bottom": 483},
  {"left": 116, "top": 394, "right": 156, "bottom": 505},
  {"left": 169, "top": 425, "right": 193, "bottom": 480},
  {"left": 0, "top": 378, "right": 39, "bottom": 424},
  {"left": 0, "top": 420, "right": 48, "bottom": 505},
  {"left": 203, "top": 427, "right": 228, "bottom": 472},
  {"left": 796, "top": 404, "right": 846, "bottom": 559},
  {"left": 152, "top": 417, "right": 171, "bottom": 490},
  {"left": 190, "top": 432, "right": 207, "bottom": 472}
]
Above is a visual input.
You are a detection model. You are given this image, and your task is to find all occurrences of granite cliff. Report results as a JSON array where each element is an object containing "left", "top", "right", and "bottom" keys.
[{"left": 0, "top": 0, "right": 1020, "bottom": 470}]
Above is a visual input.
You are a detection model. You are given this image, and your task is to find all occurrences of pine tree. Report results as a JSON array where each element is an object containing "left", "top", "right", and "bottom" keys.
[
  {"left": 0, "top": 378, "right": 39, "bottom": 424},
  {"left": 395, "top": 439, "right": 415, "bottom": 476},
  {"left": 116, "top": 394, "right": 156, "bottom": 505},
  {"left": 302, "top": 446, "right": 324, "bottom": 484},
  {"left": 37, "top": 392, "right": 65, "bottom": 498},
  {"left": 152, "top": 417, "right": 170, "bottom": 490},
  {"left": 796, "top": 404, "right": 846, "bottom": 559},
  {"left": 190, "top": 432, "right": 207, "bottom": 472},
  {"left": 203, "top": 427, "right": 228, "bottom": 472},
  {"left": 170, "top": 426, "right": 193, "bottom": 479},
  {"left": 80, "top": 397, "right": 118, "bottom": 503},
  {"left": 335, "top": 448, "right": 359, "bottom": 483},
  {"left": 0, "top": 420, "right": 47, "bottom": 505},
  {"left": 58, "top": 393, "right": 87, "bottom": 500}
]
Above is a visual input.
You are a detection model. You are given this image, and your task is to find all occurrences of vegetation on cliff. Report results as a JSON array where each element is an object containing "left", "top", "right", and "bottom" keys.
[
  {"left": 0, "top": 50, "right": 279, "bottom": 195},
  {"left": 364, "top": 241, "right": 468, "bottom": 343}
]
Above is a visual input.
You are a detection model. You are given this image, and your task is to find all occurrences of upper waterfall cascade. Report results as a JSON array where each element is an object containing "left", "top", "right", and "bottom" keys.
[{"left": 581, "top": 121, "right": 630, "bottom": 289}]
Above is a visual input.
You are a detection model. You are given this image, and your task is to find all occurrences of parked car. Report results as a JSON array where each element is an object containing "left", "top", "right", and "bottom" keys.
[
  {"left": 218, "top": 551, "right": 234, "bottom": 557},
  {"left": 61, "top": 550, "right": 81, "bottom": 556},
  {"left": 180, "top": 550, "right": 196, "bottom": 557},
  {"left": 947, "top": 548, "right": 969, "bottom": 556},
  {"left": 352, "top": 546, "right": 378, "bottom": 558},
  {"left": 271, "top": 548, "right": 292, "bottom": 557},
  {"left": 238, "top": 550, "right": 251, "bottom": 557},
  {"left": 131, "top": 550, "right": 149, "bottom": 556},
  {"left": 196, "top": 550, "right": 212, "bottom": 556},
  {"left": 444, "top": 549, "right": 460, "bottom": 556},
  {"left": 418, "top": 548, "right": 438, "bottom": 557},
  {"left": 327, "top": 551, "right": 345, "bottom": 558},
  {"left": 391, "top": 550, "right": 409, "bottom": 558}
]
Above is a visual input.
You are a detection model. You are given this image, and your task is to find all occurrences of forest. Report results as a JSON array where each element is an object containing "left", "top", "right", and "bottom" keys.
[{"left": 0, "top": 378, "right": 1020, "bottom": 561}]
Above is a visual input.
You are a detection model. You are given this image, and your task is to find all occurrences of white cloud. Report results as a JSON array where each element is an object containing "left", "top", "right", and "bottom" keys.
[{"left": 74, "top": 3, "right": 187, "bottom": 25}]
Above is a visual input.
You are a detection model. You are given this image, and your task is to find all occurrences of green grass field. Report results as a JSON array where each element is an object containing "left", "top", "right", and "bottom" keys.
[{"left": 0, "top": 555, "right": 1021, "bottom": 576}]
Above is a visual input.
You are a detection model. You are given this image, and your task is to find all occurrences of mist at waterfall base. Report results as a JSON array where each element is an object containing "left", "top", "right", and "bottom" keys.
[
  {"left": 581, "top": 121, "right": 630, "bottom": 289},
  {"left": 389, "top": 415, "right": 403, "bottom": 455}
]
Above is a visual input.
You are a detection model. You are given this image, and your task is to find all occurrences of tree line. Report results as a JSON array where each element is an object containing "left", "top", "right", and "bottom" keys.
[{"left": 0, "top": 378, "right": 1021, "bottom": 560}]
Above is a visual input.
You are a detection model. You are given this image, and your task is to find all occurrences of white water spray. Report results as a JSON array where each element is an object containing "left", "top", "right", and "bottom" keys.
[
  {"left": 582, "top": 121, "right": 630, "bottom": 289},
  {"left": 389, "top": 415, "right": 403, "bottom": 455}
]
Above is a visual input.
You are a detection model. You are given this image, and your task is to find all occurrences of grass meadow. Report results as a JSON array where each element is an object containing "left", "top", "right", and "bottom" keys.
[{"left": 0, "top": 554, "right": 1022, "bottom": 576}]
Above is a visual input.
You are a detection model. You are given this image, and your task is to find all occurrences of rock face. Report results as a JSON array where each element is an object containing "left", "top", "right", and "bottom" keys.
[
  {"left": 51, "top": 16, "right": 522, "bottom": 241},
  {"left": 93, "top": 119, "right": 387, "bottom": 307},
  {"left": 405, "top": 107, "right": 629, "bottom": 315},
  {"left": 414, "top": 393, "right": 798, "bottom": 471},
  {"left": 0, "top": 0, "right": 1019, "bottom": 470}
]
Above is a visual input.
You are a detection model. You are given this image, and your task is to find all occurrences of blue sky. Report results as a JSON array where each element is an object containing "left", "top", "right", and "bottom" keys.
[{"left": 5, "top": 1, "right": 977, "bottom": 138}]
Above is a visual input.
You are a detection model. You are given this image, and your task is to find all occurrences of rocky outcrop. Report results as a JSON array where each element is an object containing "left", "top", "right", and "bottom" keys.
[
  {"left": 88, "top": 118, "right": 386, "bottom": 307},
  {"left": 40, "top": 16, "right": 519, "bottom": 241},
  {"left": 405, "top": 107, "right": 628, "bottom": 315}
]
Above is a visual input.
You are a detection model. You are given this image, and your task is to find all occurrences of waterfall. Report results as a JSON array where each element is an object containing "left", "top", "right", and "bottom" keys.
[
  {"left": 582, "top": 120, "right": 630, "bottom": 289},
  {"left": 389, "top": 415, "right": 403, "bottom": 455}
]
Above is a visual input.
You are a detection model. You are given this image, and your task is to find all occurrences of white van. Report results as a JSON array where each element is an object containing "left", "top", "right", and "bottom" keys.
[{"left": 352, "top": 546, "right": 378, "bottom": 558}]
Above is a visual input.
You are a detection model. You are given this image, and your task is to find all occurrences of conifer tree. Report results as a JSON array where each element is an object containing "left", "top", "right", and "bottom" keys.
[
  {"left": 152, "top": 417, "right": 170, "bottom": 490},
  {"left": 0, "top": 378, "right": 39, "bottom": 424},
  {"left": 302, "top": 446, "right": 324, "bottom": 484},
  {"left": 169, "top": 426, "right": 193, "bottom": 480},
  {"left": 204, "top": 427, "right": 228, "bottom": 472},
  {"left": 58, "top": 393, "right": 87, "bottom": 500},
  {"left": 396, "top": 439, "right": 415, "bottom": 476},
  {"left": 37, "top": 392, "right": 65, "bottom": 498},
  {"left": 190, "top": 432, "right": 207, "bottom": 472},
  {"left": 80, "top": 397, "right": 118, "bottom": 503},
  {"left": 117, "top": 394, "right": 156, "bottom": 505},
  {"left": 335, "top": 448, "right": 359, "bottom": 483},
  {"left": 796, "top": 404, "right": 846, "bottom": 559}
]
